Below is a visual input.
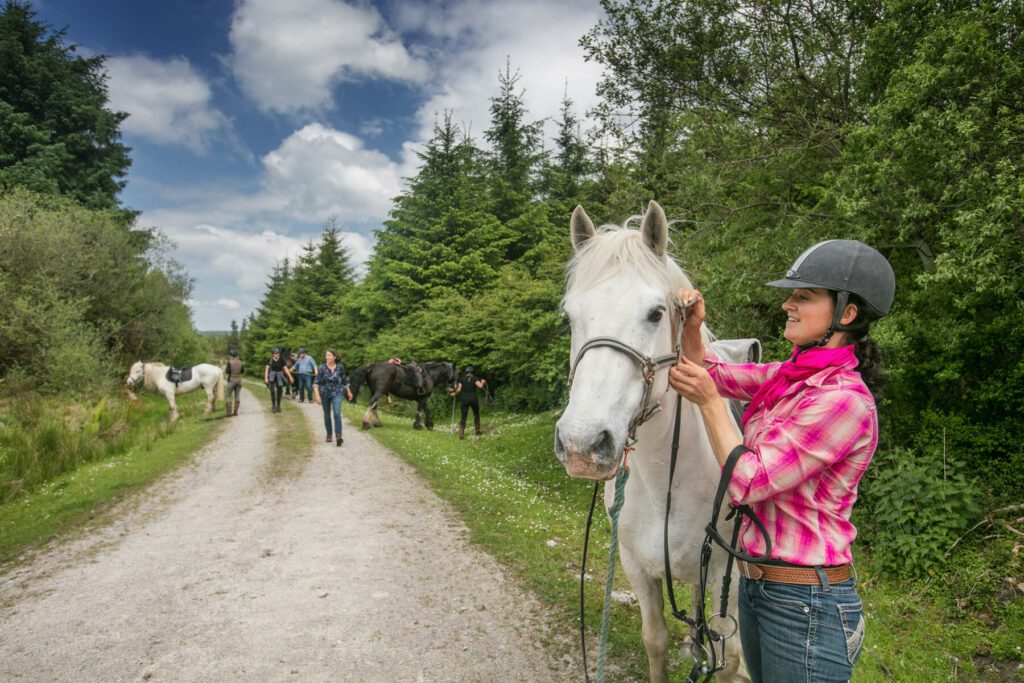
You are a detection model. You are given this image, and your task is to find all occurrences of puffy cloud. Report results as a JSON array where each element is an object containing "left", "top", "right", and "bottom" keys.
[
  {"left": 105, "top": 55, "right": 231, "bottom": 154},
  {"left": 228, "top": 0, "right": 431, "bottom": 114},
  {"left": 260, "top": 123, "right": 402, "bottom": 222},
  {"left": 216, "top": 298, "right": 241, "bottom": 310},
  {"left": 394, "top": 0, "right": 605, "bottom": 146}
]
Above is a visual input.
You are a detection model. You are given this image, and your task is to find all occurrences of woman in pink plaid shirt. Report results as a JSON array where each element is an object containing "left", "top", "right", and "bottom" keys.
[{"left": 669, "top": 240, "right": 895, "bottom": 683}]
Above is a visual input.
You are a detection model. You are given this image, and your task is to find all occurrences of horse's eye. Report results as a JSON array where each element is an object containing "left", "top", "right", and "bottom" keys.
[{"left": 648, "top": 309, "right": 664, "bottom": 323}]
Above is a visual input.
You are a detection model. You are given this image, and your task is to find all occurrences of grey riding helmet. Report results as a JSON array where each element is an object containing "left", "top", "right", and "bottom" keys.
[{"left": 768, "top": 240, "right": 895, "bottom": 343}]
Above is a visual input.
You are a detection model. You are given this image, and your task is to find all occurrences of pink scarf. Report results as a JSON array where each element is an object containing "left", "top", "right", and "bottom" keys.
[{"left": 740, "top": 345, "right": 858, "bottom": 429}]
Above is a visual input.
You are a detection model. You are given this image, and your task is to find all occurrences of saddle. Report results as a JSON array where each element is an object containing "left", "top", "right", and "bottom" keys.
[
  {"left": 399, "top": 363, "right": 427, "bottom": 395},
  {"left": 166, "top": 366, "right": 193, "bottom": 386}
]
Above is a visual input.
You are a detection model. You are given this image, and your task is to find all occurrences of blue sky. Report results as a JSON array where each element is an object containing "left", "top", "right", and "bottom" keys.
[{"left": 29, "top": 0, "right": 605, "bottom": 330}]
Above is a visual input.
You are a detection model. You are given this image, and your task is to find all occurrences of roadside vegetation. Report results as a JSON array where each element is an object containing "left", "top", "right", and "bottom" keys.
[
  {"left": 0, "top": 391, "right": 222, "bottom": 564},
  {"left": 348, "top": 402, "right": 1023, "bottom": 681}
]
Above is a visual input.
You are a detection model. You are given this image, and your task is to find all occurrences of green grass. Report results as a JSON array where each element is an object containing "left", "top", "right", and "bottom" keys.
[
  {"left": 344, "top": 401, "right": 1024, "bottom": 682},
  {"left": 252, "top": 380, "right": 314, "bottom": 482},
  {"left": 0, "top": 390, "right": 224, "bottom": 565}
]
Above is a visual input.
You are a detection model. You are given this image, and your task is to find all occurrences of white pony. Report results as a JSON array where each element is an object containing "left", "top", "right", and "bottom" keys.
[
  {"left": 125, "top": 361, "right": 224, "bottom": 422},
  {"left": 556, "top": 202, "right": 750, "bottom": 682}
]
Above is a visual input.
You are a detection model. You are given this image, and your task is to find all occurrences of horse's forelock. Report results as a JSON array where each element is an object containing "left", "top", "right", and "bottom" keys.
[{"left": 565, "top": 225, "right": 691, "bottom": 302}]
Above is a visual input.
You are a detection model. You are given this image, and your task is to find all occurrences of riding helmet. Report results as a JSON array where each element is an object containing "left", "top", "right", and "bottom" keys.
[
  {"left": 465, "top": 365, "right": 476, "bottom": 374},
  {"left": 271, "top": 347, "right": 281, "bottom": 354},
  {"left": 767, "top": 239, "right": 895, "bottom": 346},
  {"left": 229, "top": 348, "right": 239, "bottom": 357}
]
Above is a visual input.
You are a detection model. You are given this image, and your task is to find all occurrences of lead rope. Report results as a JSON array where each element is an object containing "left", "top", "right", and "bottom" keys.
[{"left": 596, "top": 467, "right": 630, "bottom": 682}]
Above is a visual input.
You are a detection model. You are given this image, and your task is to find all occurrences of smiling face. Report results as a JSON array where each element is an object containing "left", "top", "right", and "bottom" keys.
[{"left": 782, "top": 288, "right": 837, "bottom": 346}]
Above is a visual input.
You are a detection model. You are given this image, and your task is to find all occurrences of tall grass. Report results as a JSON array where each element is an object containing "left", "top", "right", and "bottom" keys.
[{"left": 0, "top": 392, "right": 205, "bottom": 504}]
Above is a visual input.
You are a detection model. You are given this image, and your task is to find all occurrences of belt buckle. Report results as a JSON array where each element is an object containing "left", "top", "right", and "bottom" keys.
[{"left": 741, "top": 561, "right": 764, "bottom": 580}]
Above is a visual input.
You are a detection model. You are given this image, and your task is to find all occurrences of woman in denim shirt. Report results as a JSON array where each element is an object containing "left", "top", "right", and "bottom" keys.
[{"left": 313, "top": 349, "right": 353, "bottom": 446}]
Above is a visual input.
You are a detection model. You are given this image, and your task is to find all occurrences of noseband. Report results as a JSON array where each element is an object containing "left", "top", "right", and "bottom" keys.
[{"left": 566, "top": 302, "right": 685, "bottom": 444}]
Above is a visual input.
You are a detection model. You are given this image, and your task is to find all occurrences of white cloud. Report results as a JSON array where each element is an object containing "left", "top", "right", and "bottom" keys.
[
  {"left": 260, "top": 123, "right": 402, "bottom": 222},
  {"left": 105, "top": 55, "right": 231, "bottom": 155},
  {"left": 217, "top": 298, "right": 241, "bottom": 310},
  {"left": 228, "top": 0, "right": 431, "bottom": 114},
  {"left": 394, "top": 0, "right": 605, "bottom": 147}
]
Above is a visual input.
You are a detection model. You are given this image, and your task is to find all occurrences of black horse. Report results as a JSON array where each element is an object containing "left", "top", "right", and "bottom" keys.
[{"left": 349, "top": 361, "right": 456, "bottom": 430}]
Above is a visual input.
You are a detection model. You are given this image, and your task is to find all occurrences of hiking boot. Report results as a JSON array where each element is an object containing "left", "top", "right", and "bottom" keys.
[
  {"left": 326, "top": 434, "right": 332, "bottom": 442},
  {"left": 458, "top": 424, "right": 465, "bottom": 439},
  {"left": 336, "top": 435, "right": 343, "bottom": 446},
  {"left": 475, "top": 420, "right": 482, "bottom": 436},
  {"left": 233, "top": 400, "right": 240, "bottom": 416},
  {"left": 225, "top": 401, "right": 233, "bottom": 418}
]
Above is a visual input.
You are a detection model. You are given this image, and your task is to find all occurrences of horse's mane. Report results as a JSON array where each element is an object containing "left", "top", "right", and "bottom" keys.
[
  {"left": 563, "top": 222, "right": 715, "bottom": 345},
  {"left": 564, "top": 223, "right": 692, "bottom": 299}
]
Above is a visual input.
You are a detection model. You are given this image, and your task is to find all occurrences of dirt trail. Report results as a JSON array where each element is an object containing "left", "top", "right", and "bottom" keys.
[{"left": 0, "top": 389, "right": 576, "bottom": 682}]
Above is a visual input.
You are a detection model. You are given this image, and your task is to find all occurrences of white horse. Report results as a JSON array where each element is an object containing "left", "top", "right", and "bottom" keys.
[
  {"left": 125, "top": 361, "right": 224, "bottom": 422},
  {"left": 556, "top": 202, "right": 751, "bottom": 682}
]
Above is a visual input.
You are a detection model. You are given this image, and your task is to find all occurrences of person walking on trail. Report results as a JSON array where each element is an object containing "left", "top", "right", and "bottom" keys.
[
  {"left": 264, "top": 348, "right": 293, "bottom": 414},
  {"left": 668, "top": 240, "right": 895, "bottom": 683},
  {"left": 223, "top": 349, "right": 244, "bottom": 417},
  {"left": 284, "top": 352, "right": 298, "bottom": 399},
  {"left": 451, "top": 365, "right": 486, "bottom": 439},
  {"left": 314, "top": 349, "right": 353, "bottom": 446},
  {"left": 293, "top": 347, "right": 317, "bottom": 403}
]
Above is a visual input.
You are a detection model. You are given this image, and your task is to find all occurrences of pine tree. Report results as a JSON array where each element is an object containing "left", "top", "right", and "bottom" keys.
[
  {"left": 0, "top": 1, "right": 131, "bottom": 210},
  {"left": 226, "top": 319, "right": 240, "bottom": 354},
  {"left": 484, "top": 59, "right": 546, "bottom": 233}
]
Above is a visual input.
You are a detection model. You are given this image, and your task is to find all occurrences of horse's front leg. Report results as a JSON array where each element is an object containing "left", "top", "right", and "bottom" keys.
[
  {"left": 620, "top": 546, "right": 670, "bottom": 683},
  {"left": 166, "top": 391, "right": 180, "bottom": 422},
  {"left": 204, "top": 385, "right": 214, "bottom": 414},
  {"left": 422, "top": 399, "right": 433, "bottom": 430}
]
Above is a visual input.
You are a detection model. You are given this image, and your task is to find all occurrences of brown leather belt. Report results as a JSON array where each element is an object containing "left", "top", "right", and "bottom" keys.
[{"left": 738, "top": 560, "right": 852, "bottom": 585}]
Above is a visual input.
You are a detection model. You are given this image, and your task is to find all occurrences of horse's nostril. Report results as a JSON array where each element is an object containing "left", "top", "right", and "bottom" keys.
[
  {"left": 554, "top": 428, "right": 566, "bottom": 457},
  {"left": 593, "top": 429, "right": 615, "bottom": 458}
]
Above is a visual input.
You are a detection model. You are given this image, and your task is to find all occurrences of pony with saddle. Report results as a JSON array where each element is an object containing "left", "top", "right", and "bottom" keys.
[
  {"left": 556, "top": 202, "right": 758, "bottom": 682},
  {"left": 125, "top": 361, "right": 225, "bottom": 422},
  {"left": 348, "top": 361, "right": 457, "bottom": 431}
]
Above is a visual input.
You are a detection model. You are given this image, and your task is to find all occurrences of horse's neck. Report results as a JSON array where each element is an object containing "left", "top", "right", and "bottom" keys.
[
  {"left": 145, "top": 363, "right": 167, "bottom": 388},
  {"left": 627, "top": 387, "right": 720, "bottom": 502}
]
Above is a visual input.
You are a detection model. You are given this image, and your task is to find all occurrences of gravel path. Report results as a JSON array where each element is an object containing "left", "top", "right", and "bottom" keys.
[{"left": 0, "top": 389, "right": 576, "bottom": 682}]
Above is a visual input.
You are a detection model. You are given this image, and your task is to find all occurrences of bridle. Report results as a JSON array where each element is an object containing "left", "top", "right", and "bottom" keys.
[
  {"left": 567, "top": 336, "right": 680, "bottom": 447},
  {"left": 128, "top": 361, "right": 146, "bottom": 387}
]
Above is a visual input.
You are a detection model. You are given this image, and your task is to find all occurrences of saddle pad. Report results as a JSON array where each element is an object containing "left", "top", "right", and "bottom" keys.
[{"left": 708, "top": 338, "right": 762, "bottom": 426}]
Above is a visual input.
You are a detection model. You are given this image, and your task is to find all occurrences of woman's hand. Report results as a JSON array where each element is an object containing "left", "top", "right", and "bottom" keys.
[
  {"left": 676, "top": 288, "right": 705, "bottom": 330},
  {"left": 346, "top": 389, "right": 353, "bottom": 401},
  {"left": 668, "top": 356, "right": 719, "bottom": 407}
]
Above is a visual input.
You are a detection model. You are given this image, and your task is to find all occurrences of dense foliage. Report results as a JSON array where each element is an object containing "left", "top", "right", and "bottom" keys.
[{"left": 0, "top": 1, "right": 204, "bottom": 393}]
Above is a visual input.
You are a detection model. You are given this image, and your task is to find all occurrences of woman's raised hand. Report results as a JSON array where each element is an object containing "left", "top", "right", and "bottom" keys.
[{"left": 676, "top": 288, "right": 705, "bottom": 329}]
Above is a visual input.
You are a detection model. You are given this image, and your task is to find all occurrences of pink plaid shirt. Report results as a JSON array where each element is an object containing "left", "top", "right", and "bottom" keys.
[{"left": 705, "top": 350, "right": 878, "bottom": 566}]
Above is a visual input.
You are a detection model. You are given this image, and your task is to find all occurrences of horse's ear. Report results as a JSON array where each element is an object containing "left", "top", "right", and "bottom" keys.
[
  {"left": 641, "top": 200, "right": 669, "bottom": 257},
  {"left": 570, "top": 205, "right": 596, "bottom": 251}
]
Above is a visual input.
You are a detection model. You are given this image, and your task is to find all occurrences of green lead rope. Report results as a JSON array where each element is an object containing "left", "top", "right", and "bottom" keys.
[{"left": 596, "top": 466, "right": 630, "bottom": 682}]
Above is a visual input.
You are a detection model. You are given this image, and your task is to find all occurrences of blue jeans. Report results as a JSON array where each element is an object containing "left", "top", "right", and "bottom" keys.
[
  {"left": 739, "top": 574, "right": 865, "bottom": 683},
  {"left": 297, "top": 373, "right": 313, "bottom": 400},
  {"left": 321, "top": 392, "right": 342, "bottom": 437}
]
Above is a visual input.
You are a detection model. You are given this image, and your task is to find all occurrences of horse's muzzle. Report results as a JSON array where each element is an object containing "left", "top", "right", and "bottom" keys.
[{"left": 555, "top": 427, "right": 621, "bottom": 481}]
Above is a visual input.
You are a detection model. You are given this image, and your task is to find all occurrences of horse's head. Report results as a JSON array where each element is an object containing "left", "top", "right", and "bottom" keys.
[
  {"left": 441, "top": 362, "right": 457, "bottom": 392},
  {"left": 555, "top": 202, "right": 693, "bottom": 481},
  {"left": 126, "top": 361, "right": 145, "bottom": 387}
]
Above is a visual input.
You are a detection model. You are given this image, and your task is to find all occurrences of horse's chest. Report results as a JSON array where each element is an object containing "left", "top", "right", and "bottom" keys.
[{"left": 617, "top": 506, "right": 705, "bottom": 583}]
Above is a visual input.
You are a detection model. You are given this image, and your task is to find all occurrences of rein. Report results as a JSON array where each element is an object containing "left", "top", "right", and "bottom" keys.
[{"left": 572, "top": 302, "right": 773, "bottom": 682}]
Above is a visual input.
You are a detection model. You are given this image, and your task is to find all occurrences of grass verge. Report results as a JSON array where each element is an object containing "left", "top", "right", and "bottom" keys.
[
  {"left": 0, "top": 390, "right": 224, "bottom": 566},
  {"left": 344, "top": 400, "right": 1024, "bottom": 682},
  {"left": 251, "top": 381, "right": 314, "bottom": 482}
]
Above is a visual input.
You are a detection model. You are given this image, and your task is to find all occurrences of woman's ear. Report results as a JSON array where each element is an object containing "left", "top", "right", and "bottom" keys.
[{"left": 840, "top": 302, "right": 859, "bottom": 326}]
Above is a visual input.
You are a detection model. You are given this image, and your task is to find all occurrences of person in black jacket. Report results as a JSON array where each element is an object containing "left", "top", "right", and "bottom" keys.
[
  {"left": 451, "top": 365, "right": 486, "bottom": 439},
  {"left": 263, "top": 348, "right": 293, "bottom": 414}
]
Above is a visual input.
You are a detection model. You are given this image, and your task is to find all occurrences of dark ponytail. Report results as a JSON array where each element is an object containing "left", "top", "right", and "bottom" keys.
[{"left": 831, "top": 292, "right": 885, "bottom": 397}]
